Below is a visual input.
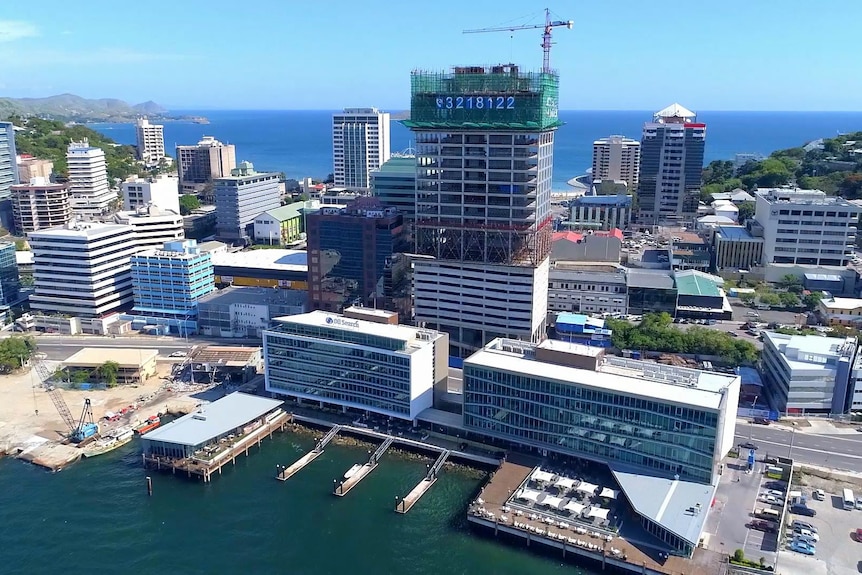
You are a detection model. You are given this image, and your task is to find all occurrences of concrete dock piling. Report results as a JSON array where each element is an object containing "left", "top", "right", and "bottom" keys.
[{"left": 146, "top": 476, "right": 153, "bottom": 496}]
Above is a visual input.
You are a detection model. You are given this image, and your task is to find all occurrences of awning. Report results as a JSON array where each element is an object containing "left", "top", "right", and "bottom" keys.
[
  {"left": 600, "top": 488, "right": 618, "bottom": 499},
  {"left": 539, "top": 495, "right": 564, "bottom": 509},
  {"left": 577, "top": 482, "right": 598, "bottom": 494},
  {"left": 516, "top": 488, "right": 541, "bottom": 503},
  {"left": 531, "top": 468, "right": 554, "bottom": 483},
  {"left": 587, "top": 507, "right": 609, "bottom": 520},
  {"left": 554, "top": 477, "right": 576, "bottom": 489},
  {"left": 563, "top": 501, "right": 586, "bottom": 514}
]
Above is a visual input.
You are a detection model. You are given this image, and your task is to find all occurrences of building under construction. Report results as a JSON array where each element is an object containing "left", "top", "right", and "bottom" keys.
[{"left": 404, "top": 64, "right": 561, "bottom": 356}]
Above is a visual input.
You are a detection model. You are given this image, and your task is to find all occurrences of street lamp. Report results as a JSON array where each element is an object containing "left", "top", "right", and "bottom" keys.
[
  {"left": 748, "top": 395, "right": 759, "bottom": 441},
  {"left": 788, "top": 422, "right": 798, "bottom": 460}
]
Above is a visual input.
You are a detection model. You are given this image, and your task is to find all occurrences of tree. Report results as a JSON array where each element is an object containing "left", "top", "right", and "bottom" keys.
[
  {"left": 758, "top": 293, "right": 782, "bottom": 307},
  {"left": 740, "top": 292, "right": 756, "bottom": 306},
  {"left": 737, "top": 202, "right": 755, "bottom": 224},
  {"left": 803, "top": 291, "right": 823, "bottom": 311},
  {"left": 778, "top": 292, "right": 800, "bottom": 308},
  {"left": 179, "top": 194, "right": 201, "bottom": 215},
  {"left": 99, "top": 360, "right": 120, "bottom": 387},
  {"left": 777, "top": 274, "right": 803, "bottom": 291},
  {"left": 0, "top": 337, "right": 36, "bottom": 372},
  {"left": 732, "top": 549, "right": 745, "bottom": 563}
]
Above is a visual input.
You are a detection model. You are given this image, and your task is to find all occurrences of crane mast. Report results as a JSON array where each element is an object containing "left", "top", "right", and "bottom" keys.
[{"left": 463, "top": 8, "right": 573, "bottom": 73}]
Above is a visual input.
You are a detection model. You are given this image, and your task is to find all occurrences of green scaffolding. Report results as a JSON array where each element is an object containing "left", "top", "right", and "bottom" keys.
[{"left": 405, "top": 65, "right": 561, "bottom": 131}]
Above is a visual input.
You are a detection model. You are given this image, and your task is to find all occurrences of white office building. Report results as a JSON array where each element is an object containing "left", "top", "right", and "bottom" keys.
[
  {"left": 67, "top": 141, "right": 116, "bottom": 216},
  {"left": 29, "top": 222, "right": 137, "bottom": 317},
  {"left": 135, "top": 117, "right": 166, "bottom": 166},
  {"left": 752, "top": 187, "right": 861, "bottom": 268},
  {"left": 214, "top": 161, "right": 281, "bottom": 242},
  {"left": 761, "top": 331, "right": 857, "bottom": 415},
  {"left": 263, "top": 308, "right": 448, "bottom": 421},
  {"left": 121, "top": 175, "right": 180, "bottom": 214},
  {"left": 547, "top": 263, "right": 628, "bottom": 316},
  {"left": 592, "top": 135, "right": 640, "bottom": 192},
  {"left": 332, "top": 108, "right": 390, "bottom": 190},
  {"left": 112, "top": 204, "right": 185, "bottom": 252},
  {"left": 463, "top": 338, "right": 739, "bottom": 555}
]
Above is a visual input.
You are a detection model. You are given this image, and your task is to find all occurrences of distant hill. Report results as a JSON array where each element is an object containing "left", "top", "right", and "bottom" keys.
[{"left": 0, "top": 94, "right": 177, "bottom": 123}]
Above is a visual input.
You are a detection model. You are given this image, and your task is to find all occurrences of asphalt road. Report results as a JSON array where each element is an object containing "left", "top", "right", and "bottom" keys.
[{"left": 736, "top": 422, "right": 862, "bottom": 472}]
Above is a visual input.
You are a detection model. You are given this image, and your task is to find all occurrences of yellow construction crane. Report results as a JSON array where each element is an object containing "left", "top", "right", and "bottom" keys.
[{"left": 463, "top": 8, "right": 574, "bottom": 73}]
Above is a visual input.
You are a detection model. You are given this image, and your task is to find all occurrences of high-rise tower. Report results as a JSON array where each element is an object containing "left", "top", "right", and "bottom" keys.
[
  {"left": 404, "top": 64, "right": 560, "bottom": 357},
  {"left": 332, "top": 108, "right": 390, "bottom": 190},
  {"left": 636, "top": 104, "right": 705, "bottom": 226}
]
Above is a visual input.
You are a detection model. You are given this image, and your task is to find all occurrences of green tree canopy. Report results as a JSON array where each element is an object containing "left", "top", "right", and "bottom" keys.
[
  {"left": 803, "top": 292, "right": 824, "bottom": 311},
  {"left": 99, "top": 360, "right": 120, "bottom": 387},
  {"left": 179, "top": 194, "right": 201, "bottom": 215},
  {"left": 0, "top": 336, "right": 36, "bottom": 372},
  {"left": 737, "top": 202, "right": 755, "bottom": 224}
]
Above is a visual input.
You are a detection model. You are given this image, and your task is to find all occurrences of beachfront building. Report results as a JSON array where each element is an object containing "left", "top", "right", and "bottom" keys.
[
  {"left": 66, "top": 141, "right": 116, "bottom": 216},
  {"left": 463, "top": 338, "right": 740, "bottom": 555},
  {"left": 332, "top": 107, "right": 391, "bottom": 190},
  {"left": 10, "top": 177, "right": 73, "bottom": 233},
  {"left": 761, "top": 331, "right": 858, "bottom": 415},
  {"left": 405, "top": 64, "right": 557, "bottom": 356},
  {"left": 135, "top": 117, "right": 166, "bottom": 167},
  {"left": 28, "top": 223, "right": 137, "bottom": 317},
  {"left": 263, "top": 309, "right": 448, "bottom": 421},
  {"left": 591, "top": 135, "right": 640, "bottom": 192}
]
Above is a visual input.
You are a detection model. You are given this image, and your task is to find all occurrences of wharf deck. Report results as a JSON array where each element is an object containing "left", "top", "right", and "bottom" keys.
[
  {"left": 277, "top": 449, "right": 323, "bottom": 481},
  {"left": 334, "top": 462, "right": 377, "bottom": 497},
  {"left": 396, "top": 449, "right": 450, "bottom": 514},
  {"left": 143, "top": 410, "right": 290, "bottom": 483}
]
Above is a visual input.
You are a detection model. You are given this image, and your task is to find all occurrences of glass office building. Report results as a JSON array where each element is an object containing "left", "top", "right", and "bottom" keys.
[{"left": 263, "top": 310, "right": 448, "bottom": 420}]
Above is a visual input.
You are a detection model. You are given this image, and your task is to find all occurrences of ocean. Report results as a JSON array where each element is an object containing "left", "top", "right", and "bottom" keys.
[
  {"left": 90, "top": 110, "right": 862, "bottom": 192},
  {"left": 0, "top": 432, "right": 582, "bottom": 575}
]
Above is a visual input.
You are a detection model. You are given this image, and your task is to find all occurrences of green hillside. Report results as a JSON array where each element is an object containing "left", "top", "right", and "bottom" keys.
[{"left": 12, "top": 116, "right": 141, "bottom": 181}]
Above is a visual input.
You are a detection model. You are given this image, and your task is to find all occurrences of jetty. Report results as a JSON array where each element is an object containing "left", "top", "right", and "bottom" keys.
[
  {"left": 276, "top": 424, "right": 342, "bottom": 482},
  {"left": 334, "top": 436, "right": 393, "bottom": 497},
  {"left": 396, "top": 449, "right": 450, "bottom": 513}
]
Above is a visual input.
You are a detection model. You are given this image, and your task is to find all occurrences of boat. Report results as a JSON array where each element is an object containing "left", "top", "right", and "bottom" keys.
[
  {"left": 344, "top": 464, "right": 363, "bottom": 480},
  {"left": 135, "top": 416, "right": 161, "bottom": 435},
  {"left": 82, "top": 427, "right": 134, "bottom": 458}
]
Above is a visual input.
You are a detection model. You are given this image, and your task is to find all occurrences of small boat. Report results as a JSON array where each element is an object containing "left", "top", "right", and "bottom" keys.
[
  {"left": 344, "top": 464, "right": 362, "bottom": 480},
  {"left": 82, "top": 427, "right": 134, "bottom": 458},
  {"left": 135, "top": 416, "right": 161, "bottom": 435}
]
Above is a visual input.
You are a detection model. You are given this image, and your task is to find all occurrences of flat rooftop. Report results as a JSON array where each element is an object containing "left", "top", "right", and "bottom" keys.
[
  {"left": 141, "top": 392, "right": 283, "bottom": 447},
  {"left": 28, "top": 223, "right": 132, "bottom": 240},
  {"left": 64, "top": 348, "right": 158, "bottom": 367},
  {"left": 197, "top": 286, "right": 307, "bottom": 307},
  {"left": 210, "top": 249, "right": 308, "bottom": 272},
  {"left": 763, "top": 331, "right": 855, "bottom": 372},
  {"left": 716, "top": 225, "right": 758, "bottom": 240},
  {"left": 820, "top": 296, "right": 862, "bottom": 311},
  {"left": 465, "top": 342, "right": 737, "bottom": 411},
  {"left": 627, "top": 269, "right": 675, "bottom": 290},
  {"left": 269, "top": 311, "right": 442, "bottom": 352}
]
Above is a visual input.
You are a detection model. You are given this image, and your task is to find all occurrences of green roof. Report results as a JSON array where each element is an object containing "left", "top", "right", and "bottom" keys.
[
  {"left": 674, "top": 271, "right": 722, "bottom": 297},
  {"left": 377, "top": 156, "right": 417, "bottom": 174},
  {"left": 262, "top": 203, "right": 304, "bottom": 221}
]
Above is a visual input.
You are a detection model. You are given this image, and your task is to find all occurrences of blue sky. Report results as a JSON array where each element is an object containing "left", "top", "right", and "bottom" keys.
[{"left": 1, "top": 0, "right": 859, "bottom": 111}]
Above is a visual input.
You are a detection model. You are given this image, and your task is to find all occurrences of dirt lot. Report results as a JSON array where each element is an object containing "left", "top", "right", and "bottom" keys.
[{"left": 0, "top": 359, "right": 188, "bottom": 452}]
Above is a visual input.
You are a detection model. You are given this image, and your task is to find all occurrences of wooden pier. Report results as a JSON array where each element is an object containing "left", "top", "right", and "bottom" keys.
[
  {"left": 142, "top": 410, "right": 290, "bottom": 483},
  {"left": 334, "top": 436, "right": 393, "bottom": 497},
  {"left": 396, "top": 449, "right": 450, "bottom": 514},
  {"left": 276, "top": 424, "right": 342, "bottom": 482}
]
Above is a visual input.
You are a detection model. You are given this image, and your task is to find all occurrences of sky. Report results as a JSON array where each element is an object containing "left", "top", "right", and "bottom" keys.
[{"left": 1, "top": 0, "right": 860, "bottom": 111}]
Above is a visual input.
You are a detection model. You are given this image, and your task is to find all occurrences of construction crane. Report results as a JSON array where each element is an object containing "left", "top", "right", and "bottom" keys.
[
  {"left": 463, "top": 8, "right": 574, "bottom": 73},
  {"left": 33, "top": 353, "right": 98, "bottom": 443}
]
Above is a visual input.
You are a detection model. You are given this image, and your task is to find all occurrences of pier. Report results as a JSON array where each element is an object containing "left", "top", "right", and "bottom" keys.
[
  {"left": 276, "top": 424, "right": 342, "bottom": 482},
  {"left": 334, "top": 436, "right": 393, "bottom": 497},
  {"left": 396, "top": 449, "right": 450, "bottom": 514}
]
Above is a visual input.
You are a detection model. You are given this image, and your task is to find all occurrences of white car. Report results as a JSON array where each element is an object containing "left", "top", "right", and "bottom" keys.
[
  {"left": 169, "top": 351, "right": 188, "bottom": 358},
  {"left": 813, "top": 489, "right": 825, "bottom": 500},
  {"left": 760, "top": 494, "right": 781, "bottom": 505},
  {"left": 793, "top": 528, "right": 820, "bottom": 542}
]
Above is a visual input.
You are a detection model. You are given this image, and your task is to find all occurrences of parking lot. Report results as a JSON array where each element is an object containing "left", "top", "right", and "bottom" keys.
[
  {"left": 781, "top": 471, "right": 862, "bottom": 575},
  {"left": 704, "top": 449, "right": 778, "bottom": 565},
  {"left": 728, "top": 301, "right": 808, "bottom": 326}
]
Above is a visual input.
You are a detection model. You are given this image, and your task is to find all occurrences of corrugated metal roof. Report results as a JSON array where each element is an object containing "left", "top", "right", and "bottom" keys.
[{"left": 141, "top": 392, "right": 283, "bottom": 447}]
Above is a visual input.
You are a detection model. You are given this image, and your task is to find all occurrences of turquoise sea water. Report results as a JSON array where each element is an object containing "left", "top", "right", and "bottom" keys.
[{"left": 0, "top": 433, "right": 586, "bottom": 575}]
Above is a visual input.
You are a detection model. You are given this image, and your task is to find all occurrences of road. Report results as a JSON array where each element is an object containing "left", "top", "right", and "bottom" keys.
[{"left": 736, "top": 421, "right": 862, "bottom": 472}]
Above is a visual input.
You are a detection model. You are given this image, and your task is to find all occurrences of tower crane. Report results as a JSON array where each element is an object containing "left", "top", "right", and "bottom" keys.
[{"left": 463, "top": 8, "right": 574, "bottom": 73}]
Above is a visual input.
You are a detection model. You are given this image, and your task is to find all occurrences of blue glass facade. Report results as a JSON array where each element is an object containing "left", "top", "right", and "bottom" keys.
[
  {"left": 0, "top": 242, "right": 20, "bottom": 305},
  {"left": 130, "top": 240, "right": 215, "bottom": 331},
  {"left": 463, "top": 348, "right": 725, "bottom": 484}
]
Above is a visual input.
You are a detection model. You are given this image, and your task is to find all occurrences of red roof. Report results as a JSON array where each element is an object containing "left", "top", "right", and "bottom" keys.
[
  {"left": 552, "top": 228, "right": 623, "bottom": 243},
  {"left": 594, "top": 228, "right": 624, "bottom": 240}
]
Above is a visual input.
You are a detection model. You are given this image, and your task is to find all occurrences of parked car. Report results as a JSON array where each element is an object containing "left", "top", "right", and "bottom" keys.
[
  {"left": 170, "top": 351, "right": 188, "bottom": 358},
  {"left": 792, "top": 520, "right": 817, "bottom": 533},
  {"left": 739, "top": 442, "right": 758, "bottom": 450},
  {"left": 765, "top": 489, "right": 785, "bottom": 498},
  {"left": 753, "top": 417, "right": 771, "bottom": 425},
  {"left": 791, "top": 504, "right": 817, "bottom": 517},
  {"left": 789, "top": 540, "right": 816, "bottom": 556},
  {"left": 793, "top": 528, "right": 820, "bottom": 542},
  {"left": 747, "top": 520, "right": 776, "bottom": 533},
  {"left": 854, "top": 528, "right": 862, "bottom": 542},
  {"left": 856, "top": 497, "right": 862, "bottom": 510},
  {"left": 760, "top": 494, "right": 782, "bottom": 505},
  {"left": 813, "top": 489, "right": 825, "bottom": 501}
]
